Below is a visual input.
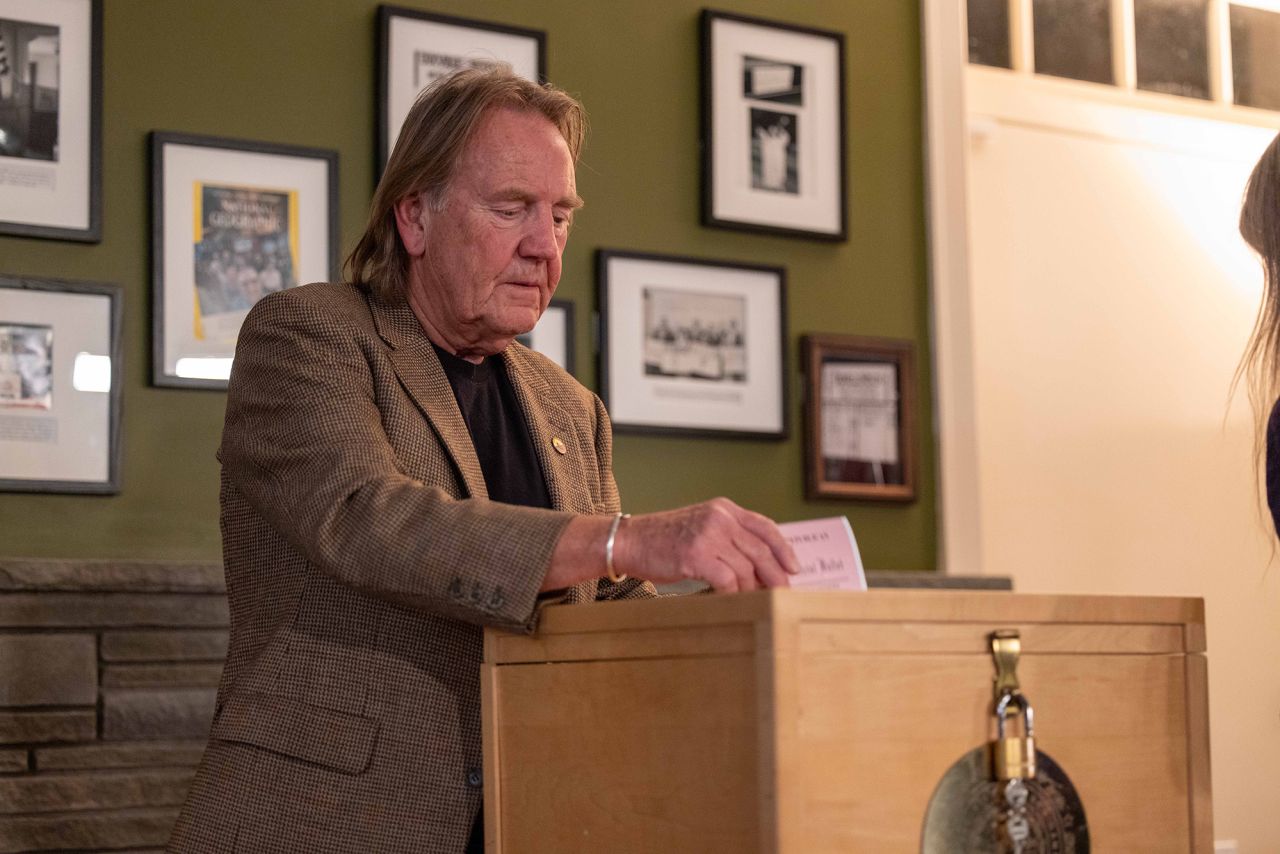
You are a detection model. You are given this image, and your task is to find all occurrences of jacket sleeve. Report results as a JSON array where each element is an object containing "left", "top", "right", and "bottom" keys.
[
  {"left": 219, "top": 290, "right": 575, "bottom": 632},
  {"left": 587, "top": 391, "right": 659, "bottom": 602}
]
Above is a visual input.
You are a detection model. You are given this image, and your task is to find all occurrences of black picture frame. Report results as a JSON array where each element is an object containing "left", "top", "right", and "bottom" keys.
[
  {"left": 0, "top": 274, "right": 122, "bottom": 493},
  {"left": 150, "top": 131, "right": 339, "bottom": 390},
  {"left": 598, "top": 248, "right": 788, "bottom": 440},
  {"left": 700, "top": 9, "right": 848, "bottom": 241},
  {"left": 0, "top": 0, "right": 102, "bottom": 242},
  {"left": 376, "top": 5, "right": 547, "bottom": 177},
  {"left": 517, "top": 297, "right": 575, "bottom": 376},
  {"left": 802, "top": 333, "right": 917, "bottom": 502}
]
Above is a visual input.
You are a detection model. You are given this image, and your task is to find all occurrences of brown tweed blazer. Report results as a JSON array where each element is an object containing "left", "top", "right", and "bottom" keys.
[{"left": 168, "top": 282, "right": 655, "bottom": 853}]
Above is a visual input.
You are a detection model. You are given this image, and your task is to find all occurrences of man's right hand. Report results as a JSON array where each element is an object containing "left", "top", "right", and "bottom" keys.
[{"left": 543, "top": 499, "right": 799, "bottom": 593}]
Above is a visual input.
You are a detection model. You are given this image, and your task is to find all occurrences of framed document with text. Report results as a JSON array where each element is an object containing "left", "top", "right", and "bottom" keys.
[
  {"left": 803, "top": 334, "right": 916, "bottom": 501},
  {"left": 0, "top": 275, "right": 120, "bottom": 493},
  {"left": 377, "top": 6, "right": 545, "bottom": 175}
]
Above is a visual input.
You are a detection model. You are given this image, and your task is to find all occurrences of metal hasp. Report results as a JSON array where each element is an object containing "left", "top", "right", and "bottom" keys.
[{"left": 990, "top": 630, "right": 1037, "bottom": 781}]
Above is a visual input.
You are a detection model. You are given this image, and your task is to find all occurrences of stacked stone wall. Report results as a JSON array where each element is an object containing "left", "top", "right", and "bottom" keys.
[{"left": 0, "top": 560, "right": 226, "bottom": 853}]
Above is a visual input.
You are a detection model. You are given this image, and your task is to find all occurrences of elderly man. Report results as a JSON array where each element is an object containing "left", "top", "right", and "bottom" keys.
[{"left": 169, "top": 67, "right": 797, "bottom": 853}]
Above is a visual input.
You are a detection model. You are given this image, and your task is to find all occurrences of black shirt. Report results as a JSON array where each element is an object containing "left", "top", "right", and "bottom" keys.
[
  {"left": 431, "top": 344, "right": 552, "bottom": 511},
  {"left": 433, "top": 345, "right": 551, "bottom": 854}
]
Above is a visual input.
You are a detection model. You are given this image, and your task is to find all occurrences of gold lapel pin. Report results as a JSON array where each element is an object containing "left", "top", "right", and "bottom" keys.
[{"left": 551, "top": 436, "right": 567, "bottom": 455}]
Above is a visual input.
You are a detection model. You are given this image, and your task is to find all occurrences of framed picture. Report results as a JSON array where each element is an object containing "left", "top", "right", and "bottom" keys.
[
  {"left": 598, "top": 249, "right": 787, "bottom": 440},
  {"left": 700, "top": 9, "right": 846, "bottom": 241},
  {"left": 516, "top": 298, "right": 575, "bottom": 375},
  {"left": 0, "top": 275, "right": 121, "bottom": 493},
  {"left": 377, "top": 6, "right": 545, "bottom": 174},
  {"left": 150, "top": 131, "right": 338, "bottom": 389},
  {"left": 0, "top": 0, "right": 101, "bottom": 241},
  {"left": 803, "top": 334, "right": 916, "bottom": 501}
]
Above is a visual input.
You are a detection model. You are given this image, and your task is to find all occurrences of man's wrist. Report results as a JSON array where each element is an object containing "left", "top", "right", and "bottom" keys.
[{"left": 605, "top": 512, "right": 631, "bottom": 583}]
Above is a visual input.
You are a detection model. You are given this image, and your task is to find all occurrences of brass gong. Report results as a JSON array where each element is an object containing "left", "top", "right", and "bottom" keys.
[{"left": 921, "top": 630, "right": 1089, "bottom": 853}]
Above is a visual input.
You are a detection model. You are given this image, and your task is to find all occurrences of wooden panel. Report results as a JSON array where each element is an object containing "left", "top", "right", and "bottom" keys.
[
  {"left": 1185, "top": 654, "right": 1213, "bottom": 852},
  {"left": 799, "top": 621, "right": 1187, "bottom": 655},
  {"left": 489, "top": 656, "right": 760, "bottom": 853},
  {"left": 789, "top": 652, "right": 1191, "bottom": 852},
  {"left": 515, "top": 591, "right": 1204, "bottom": 648},
  {"left": 486, "top": 624, "right": 755, "bottom": 664},
  {"left": 485, "top": 592, "right": 1210, "bottom": 852},
  {"left": 784, "top": 591, "right": 1203, "bottom": 628}
]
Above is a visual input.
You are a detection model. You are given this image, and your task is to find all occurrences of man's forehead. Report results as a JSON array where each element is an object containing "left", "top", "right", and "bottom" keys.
[
  {"left": 456, "top": 108, "right": 579, "bottom": 202},
  {"left": 466, "top": 106, "right": 569, "bottom": 154}
]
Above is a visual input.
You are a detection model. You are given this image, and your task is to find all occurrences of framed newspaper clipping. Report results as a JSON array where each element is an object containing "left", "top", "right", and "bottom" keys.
[
  {"left": 599, "top": 249, "right": 787, "bottom": 440},
  {"left": 150, "top": 132, "right": 338, "bottom": 390},
  {"left": 0, "top": 275, "right": 121, "bottom": 493},
  {"left": 516, "top": 298, "right": 575, "bottom": 376},
  {"left": 0, "top": 0, "right": 102, "bottom": 241},
  {"left": 377, "top": 6, "right": 545, "bottom": 175},
  {"left": 803, "top": 334, "right": 916, "bottom": 501},
  {"left": 701, "top": 9, "right": 846, "bottom": 241}
]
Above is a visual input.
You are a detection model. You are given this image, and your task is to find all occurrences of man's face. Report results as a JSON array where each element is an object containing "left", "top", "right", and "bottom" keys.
[{"left": 401, "top": 107, "right": 581, "bottom": 360}]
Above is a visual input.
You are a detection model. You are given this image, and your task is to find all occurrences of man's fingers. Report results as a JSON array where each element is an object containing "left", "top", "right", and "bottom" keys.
[
  {"left": 727, "top": 528, "right": 790, "bottom": 589},
  {"left": 732, "top": 507, "right": 801, "bottom": 575},
  {"left": 703, "top": 559, "right": 742, "bottom": 593}
]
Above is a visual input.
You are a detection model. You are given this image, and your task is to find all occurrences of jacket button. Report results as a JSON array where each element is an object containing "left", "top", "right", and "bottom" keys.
[{"left": 466, "top": 768, "right": 483, "bottom": 788}]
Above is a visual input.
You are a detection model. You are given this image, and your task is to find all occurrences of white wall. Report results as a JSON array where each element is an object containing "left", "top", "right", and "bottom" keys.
[{"left": 958, "top": 68, "right": 1280, "bottom": 849}]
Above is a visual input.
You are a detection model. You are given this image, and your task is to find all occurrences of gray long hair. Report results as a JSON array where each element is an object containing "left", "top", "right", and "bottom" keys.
[{"left": 345, "top": 66, "right": 585, "bottom": 303}]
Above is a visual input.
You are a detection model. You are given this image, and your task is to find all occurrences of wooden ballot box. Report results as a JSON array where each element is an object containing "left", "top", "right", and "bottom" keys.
[{"left": 482, "top": 590, "right": 1211, "bottom": 852}]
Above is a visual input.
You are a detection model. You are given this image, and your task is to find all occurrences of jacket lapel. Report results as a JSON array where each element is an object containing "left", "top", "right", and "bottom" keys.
[
  {"left": 368, "top": 296, "right": 489, "bottom": 500},
  {"left": 502, "top": 346, "right": 593, "bottom": 514}
]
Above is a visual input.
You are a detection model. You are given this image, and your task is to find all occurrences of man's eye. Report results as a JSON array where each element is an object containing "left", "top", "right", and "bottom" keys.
[{"left": 495, "top": 207, "right": 522, "bottom": 219}]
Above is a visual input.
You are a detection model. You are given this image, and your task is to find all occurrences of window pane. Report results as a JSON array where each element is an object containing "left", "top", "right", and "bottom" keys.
[
  {"left": 968, "top": 0, "right": 1012, "bottom": 68},
  {"left": 1231, "top": 4, "right": 1280, "bottom": 111},
  {"left": 1135, "top": 0, "right": 1210, "bottom": 100},
  {"left": 1033, "top": 0, "right": 1114, "bottom": 84}
]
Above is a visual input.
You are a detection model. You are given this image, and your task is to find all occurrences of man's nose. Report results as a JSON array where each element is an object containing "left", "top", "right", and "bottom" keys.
[{"left": 519, "top": 209, "right": 559, "bottom": 260}]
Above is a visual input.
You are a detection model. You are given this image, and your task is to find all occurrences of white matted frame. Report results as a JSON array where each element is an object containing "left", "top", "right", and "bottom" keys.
[
  {"left": 701, "top": 9, "right": 847, "bottom": 241},
  {"left": 598, "top": 249, "right": 787, "bottom": 440},
  {"left": 0, "top": 275, "right": 121, "bottom": 493},
  {"left": 377, "top": 5, "right": 545, "bottom": 175},
  {"left": 517, "top": 298, "right": 575, "bottom": 375},
  {"left": 0, "top": 0, "right": 101, "bottom": 242},
  {"left": 150, "top": 131, "right": 338, "bottom": 390}
]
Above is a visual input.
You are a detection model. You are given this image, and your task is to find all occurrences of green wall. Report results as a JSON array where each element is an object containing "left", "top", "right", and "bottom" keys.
[{"left": 0, "top": 0, "right": 934, "bottom": 570}]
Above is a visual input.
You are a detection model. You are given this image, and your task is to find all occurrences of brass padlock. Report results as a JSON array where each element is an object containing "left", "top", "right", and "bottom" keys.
[{"left": 992, "top": 691, "right": 1037, "bottom": 781}]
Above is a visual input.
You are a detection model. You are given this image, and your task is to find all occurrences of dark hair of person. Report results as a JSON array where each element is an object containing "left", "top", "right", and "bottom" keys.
[
  {"left": 1236, "top": 133, "right": 1280, "bottom": 469},
  {"left": 345, "top": 66, "right": 586, "bottom": 303}
]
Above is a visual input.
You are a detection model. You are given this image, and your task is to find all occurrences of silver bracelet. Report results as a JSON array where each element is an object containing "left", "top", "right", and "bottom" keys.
[{"left": 605, "top": 512, "right": 631, "bottom": 583}]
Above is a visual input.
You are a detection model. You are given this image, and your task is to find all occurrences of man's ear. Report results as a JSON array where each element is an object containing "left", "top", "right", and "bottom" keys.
[{"left": 394, "top": 192, "right": 430, "bottom": 258}]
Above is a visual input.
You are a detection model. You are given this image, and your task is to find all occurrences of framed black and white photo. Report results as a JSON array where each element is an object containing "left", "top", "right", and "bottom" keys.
[
  {"left": 378, "top": 6, "right": 545, "bottom": 174},
  {"left": 0, "top": 275, "right": 120, "bottom": 493},
  {"left": 150, "top": 132, "right": 338, "bottom": 390},
  {"left": 598, "top": 250, "right": 787, "bottom": 440},
  {"left": 516, "top": 298, "right": 575, "bottom": 375},
  {"left": 803, "top": 334, "right": 916, "bottom": 502},
  {"left": 701, "top": 9, "right": 846, "bottom": 240},
  {"left": 0, "top": 0, "right": 101, "bottom": 241}
]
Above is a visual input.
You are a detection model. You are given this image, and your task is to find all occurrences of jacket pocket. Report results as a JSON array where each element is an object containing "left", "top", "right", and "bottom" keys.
[{"left": 211, "top": 690, "right": 378, "bottom": 775}]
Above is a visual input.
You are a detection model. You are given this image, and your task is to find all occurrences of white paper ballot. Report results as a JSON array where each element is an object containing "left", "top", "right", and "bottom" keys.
[{"left": 778, "top": 516, "right": 867, "bottom": 591}]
